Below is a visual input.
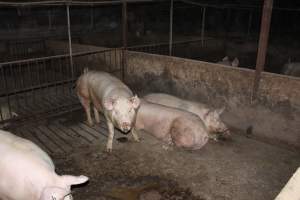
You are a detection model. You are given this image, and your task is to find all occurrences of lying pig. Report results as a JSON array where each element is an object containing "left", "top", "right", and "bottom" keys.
[
  {"left": 282, "top": 59, "right": 300, "bottom": 77},
  {"left": 217, "top": 56, "right": 239, "bottom": 67},
  {"left": 0, "top": 129, "right": 88, "bottom": 200},
  {"left": 132, "top": 100, "right": 209, "bottom": 150},
  {"left": 144, "top": 93, "right": 230, "bottom": 140},
  {"left": 76, "top": 69, "right": 140, "bottom": 152}
]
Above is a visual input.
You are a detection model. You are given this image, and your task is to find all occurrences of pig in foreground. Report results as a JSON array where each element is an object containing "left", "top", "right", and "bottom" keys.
[
  {"left": 76, "top": 70, "right": 140, "bottom": 152},
  {"left": 133, "top": 100, "right": 209, "bottom": 150},
  {"left": 217, "top": 56, "right": 239, "bottom": 67},
  {"left": 144, "top": 93, "right": 230, "bottom": 140},
  {"left": 0, "top": 129, "right": 88, "bottom": 200},
  {"left": 282, "top": 59, "right": 300, "bottom": 77}
]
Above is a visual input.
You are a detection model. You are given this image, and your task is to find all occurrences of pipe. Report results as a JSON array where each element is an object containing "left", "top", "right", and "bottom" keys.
[
  {"left": 66, "top": 4, "right": 74, "bottom": 79},
  {"left": 122, "top": 0, "right": 128, "bottom": 81},
  {"left": 252, "top": 0, "right": 273, "bottom": 101},
  {"left": 201, "top": 7, "right": 206, "bottom": 47},
  {"left": 169, "top": 0, "right": 173, "bottom": 56}
]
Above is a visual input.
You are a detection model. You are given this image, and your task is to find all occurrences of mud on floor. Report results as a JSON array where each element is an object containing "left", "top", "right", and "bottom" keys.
[
  {"left": 7, "top": 110, "right": 300, "bottom": 200},
  {"left": 54, "top": 146, "right": 204, "bottom": 200}
]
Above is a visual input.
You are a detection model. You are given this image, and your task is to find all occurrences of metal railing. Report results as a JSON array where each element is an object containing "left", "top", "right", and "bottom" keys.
[{"left": 0, "top": 48, "right": 123, "bottom": 124}]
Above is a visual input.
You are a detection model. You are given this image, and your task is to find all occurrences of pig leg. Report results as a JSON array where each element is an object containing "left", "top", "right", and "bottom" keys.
[
  {"left": 78, "top": 96, "right": 93, "bottom": 126},
  {"left": 93, "top": 106, "right": 100, "bottom": 124},
  {"left": 106, "top": 120, "right": 115, "bottom": 152},
  {"left": 130, "top": 128, "right": 140, "bottom": 142}
]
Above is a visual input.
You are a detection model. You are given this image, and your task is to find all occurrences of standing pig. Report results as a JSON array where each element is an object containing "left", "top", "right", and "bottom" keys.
[
  {"left": 144, "top": 93, "right": 230, "bottom": 140},
  {"left": 0, "top": 129, "right": 89, "bottom": 200},
  {"left": 217, "top": 56, "right": 239, "bottom": 67},
  {"left": 76, "top": 70, "right": 140, "bottom": 152},
  {"left": 133, "top": 100, "right": 209, "bottom": 150},
  {"left": 282, "top": 59, "right": 300, "bottom": 77}
]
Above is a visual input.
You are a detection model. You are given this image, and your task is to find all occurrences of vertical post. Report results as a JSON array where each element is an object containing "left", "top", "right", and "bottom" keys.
[
  {"left": 66, "top": 4, "right": 74, "bottom": 79},
  {"left": 122, "top": 0, "right": 128, "bottom": 81},
  {"left": 247, "top": 10, "right": 253, "bottom": 38},
  {"left": 252, "top": 0, "right": 273, "bottom": 101},
  {"left": 48, "top": 9, "right": 52, "bottom": 30},
  {"left": 201, "top": 7, "right": 206, "bottom": 47},
  {"left": 169, "top": 0, "right": 173, "bottom": 56},
  {"left": 90, "top": 5, "right": 94, "bottom": 30}
]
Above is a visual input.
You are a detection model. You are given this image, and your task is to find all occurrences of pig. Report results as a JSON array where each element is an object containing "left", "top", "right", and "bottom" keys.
[
  {"left": 76, "top": 69, "right": 141, "bottom": 152},
  {"left": 0, "top": 129, "right": 89, "bottom": 200},
  {"left": 217, "top": 56, "right": 239, "bottom": 67},
  {"left": 282, "top": 59, "right": 300, "bottom": 77},
  {"left": 143, "top": 93, "right": 230, "bottom": 141},
  {"left": 132, "top": 100, "right": 209, "bottom": 150}
]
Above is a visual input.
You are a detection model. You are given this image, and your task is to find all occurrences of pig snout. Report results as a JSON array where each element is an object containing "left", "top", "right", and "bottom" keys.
[{"left": 120, "top": 122, "right": 132, "bottom": 132}]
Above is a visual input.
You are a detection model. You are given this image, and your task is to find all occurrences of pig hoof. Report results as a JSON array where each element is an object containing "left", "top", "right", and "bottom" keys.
[
  {"left": 209, "top": 134, "right": 219, "bottom": 142},
  {"left": 86, "top": 121, "right": 94, "bottom": 127},
  {"left": 162, "top": 144, "right": 173, "bottom": 150},
  {"left": 105, "top": 147, "right": 113, "bottom": 153}
]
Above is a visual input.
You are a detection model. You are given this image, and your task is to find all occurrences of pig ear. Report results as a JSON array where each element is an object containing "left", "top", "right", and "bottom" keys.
[
  {"left": 232, "top": 58, "right": 239, "bottom": 67},
  {"left": 222, "top": 56, "right": 229, "bottom": 61},
  {"left": 103, "top": 98, "right": 115, "bottom": 110},
  {"left": 130, "top": 95, "right": 140, "bottom": 109},
  {"left": 215, "top": 107, "right": 225, "bottom": 115},
  {"left": 61, "top": 175, "right": 89, "bottom": 187}
]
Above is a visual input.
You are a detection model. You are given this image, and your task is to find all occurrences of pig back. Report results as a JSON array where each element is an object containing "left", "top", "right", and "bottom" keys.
[
  {"left": 0, "top": 130, "right": 54, "bottom": 170},
  {"left": 144, "top": 93, "right": 209, "bottom": 119},
  {"left": 170, "top": 116, "right": 209, "bottom": 150},
  {"left": 86, "top": 71, "right": 133, "bottom": 101}
]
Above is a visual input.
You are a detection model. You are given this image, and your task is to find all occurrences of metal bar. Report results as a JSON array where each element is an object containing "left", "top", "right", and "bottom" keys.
[
  {"left": 0, "top": 78, "right": 76, "bottom": 98},
  {"left": 169, "top": 0, "right": 173, "bottom": 56},
  {"left": 247, "top": 10, "right": 253, "bottom": 38},
  {"left": 0, "top": 0, "right": 163, "bottom": 7},
  {"left": 122, "top": 0, "right": 128, "bottom": 81},
  {"left": 252, "top": 0, "right": 273, "bottom": 101},
  {"left": 201, "top": 7, "right": 206, "bottom": 47},
  {"left": 66, "top": 4, "right": 74, "bottom": 79},
  {"left": 48, "top": 8, "right": 52, "bottom": 30},
  {"left": 90, "top": 5, "right": 94, "bottom": 29},
  {"left": 0, "top": 48, "right": 115, "bottom": 65},
  {"left": 122, "top": 0, "right": 128, "bottom": 49}
]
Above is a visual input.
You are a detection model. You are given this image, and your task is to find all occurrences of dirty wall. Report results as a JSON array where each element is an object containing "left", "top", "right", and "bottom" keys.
[{"left": 125, "top": 51, "right": 300, "bottom": 150}]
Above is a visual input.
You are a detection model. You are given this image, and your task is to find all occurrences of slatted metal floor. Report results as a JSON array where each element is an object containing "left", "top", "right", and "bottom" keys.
[{"left": 7, "top": 110, "right": 125, "bottom": 155}]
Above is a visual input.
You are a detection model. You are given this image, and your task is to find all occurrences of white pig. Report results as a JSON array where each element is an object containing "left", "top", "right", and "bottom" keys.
[
  {"left": 0, "top": 129, "right": 89, "bottom": 200},
  {"left": 132, "top": 100, "right": 209, "bottom": 150},
  {"left": 76, "top": 69, "right": 140, "bottom": 152},
  {"left": 144, "top": 93, "right": 230, "bottom": 140},
  {"left": 217, "top": 56, "right": 239, "bottom": 67},
  {"left": 282, "top": 59, "right": 300, "bottom": 77}
]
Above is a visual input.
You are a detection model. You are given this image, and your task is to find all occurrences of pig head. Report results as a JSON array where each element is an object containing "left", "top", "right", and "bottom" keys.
[
  {"left": 217, "top": 56, "right": 239, "bottom": 67},
  {"left": 103, "top": 95, "right": 140, "bottom": 133},
  {"left": 0, "top": 130, "right": 89, "bottom": 200},
  {"left": 282, "top": 59, "right": 300, "bottom": 77}
]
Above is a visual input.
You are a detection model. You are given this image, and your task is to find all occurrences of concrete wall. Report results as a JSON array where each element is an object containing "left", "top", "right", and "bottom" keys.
[{"left": 125, "top": 51, "right": 300, "bottom": 150}]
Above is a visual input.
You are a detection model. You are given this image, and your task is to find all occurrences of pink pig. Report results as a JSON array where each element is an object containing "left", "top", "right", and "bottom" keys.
[
  {"left": 76, "top": 70, "right": 141, "bottom": 152},
  {"left": 0, "top": 130, "right": 88, "bottom": 200},
  {"left": 132, "top": 100, "right": 209, "bottom": 150},
  {"left": 144, "top": 93, "right": 230, "bottom": 141}
]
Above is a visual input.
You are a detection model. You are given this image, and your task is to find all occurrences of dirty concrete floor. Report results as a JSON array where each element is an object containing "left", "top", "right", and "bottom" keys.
[{"left": 8, "top": 111, "right": 300, "bottom": 200}]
